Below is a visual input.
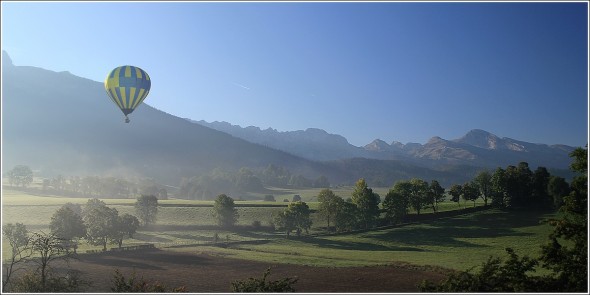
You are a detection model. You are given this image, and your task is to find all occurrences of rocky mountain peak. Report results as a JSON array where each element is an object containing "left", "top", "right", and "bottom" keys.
[
  {"left": 364, "top": 139, "right": 391, "bottom": 152},
  {"left": 455, "top": 129, "right": 501, "bottom": 149}
]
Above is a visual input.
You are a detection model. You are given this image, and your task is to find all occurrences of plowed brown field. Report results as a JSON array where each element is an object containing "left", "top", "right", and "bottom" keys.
[{"left": 55, "top": 248, "right": 447, "bottom": 293}]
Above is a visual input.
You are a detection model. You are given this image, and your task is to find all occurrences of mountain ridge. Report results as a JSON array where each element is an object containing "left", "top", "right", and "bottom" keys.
[
  {"left": 194, "top": 120, "right": 576, "bottom": 169},
  {"left": 2, "top": 51, "right": 577, "bottom": 190}
]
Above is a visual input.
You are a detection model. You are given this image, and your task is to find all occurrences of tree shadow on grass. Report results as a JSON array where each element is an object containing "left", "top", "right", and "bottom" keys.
[
  {"left": 368, "top": 209, "right": 545, "bottom": 248},
  {"left": 295, "top": 236, "right": 425, "bottom": 252},
  {"left": 83, "top": 248, "right": 211, "bottom": 267}
]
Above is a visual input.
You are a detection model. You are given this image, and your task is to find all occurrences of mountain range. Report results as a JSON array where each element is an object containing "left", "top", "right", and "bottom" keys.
[
  {"left": 2, "top": 51, "right": 577, "bottom": 189},
  {"left": 194, "top": 120, "right": 576, "bottom": 170}
]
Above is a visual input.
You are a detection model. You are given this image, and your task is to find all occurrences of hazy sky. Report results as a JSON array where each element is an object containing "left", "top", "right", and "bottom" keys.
[{"left": 2, "top": 1, "right": 588, "bottom": 147}]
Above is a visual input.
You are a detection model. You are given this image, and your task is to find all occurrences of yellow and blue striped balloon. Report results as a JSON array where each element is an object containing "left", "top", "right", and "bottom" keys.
[{"left": 104, "top": 65, "right": 151, "bottom": 123}]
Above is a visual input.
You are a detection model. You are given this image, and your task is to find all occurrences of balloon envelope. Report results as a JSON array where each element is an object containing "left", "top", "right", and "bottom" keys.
[{"left": 104, "top": 65, "right": 151, "bottom": 118}]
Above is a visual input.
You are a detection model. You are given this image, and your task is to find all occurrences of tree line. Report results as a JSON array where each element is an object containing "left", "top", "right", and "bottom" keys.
[
  {"left": 209, "top": 159, "right": 575, "bottom": 238},
  {"left": 420, "top": 146, "right": 587, "bottom": 292},
  {"left": 178, "top": 165, "right": 330, "bottom": 200},
  {"left": 3, "top": 167, "right": 169, "bottom": 200}
]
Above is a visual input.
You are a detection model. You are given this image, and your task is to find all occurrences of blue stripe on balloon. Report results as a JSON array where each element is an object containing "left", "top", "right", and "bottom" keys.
[{"left": 115, "top": 87, "right": 124, "bottom": 107}]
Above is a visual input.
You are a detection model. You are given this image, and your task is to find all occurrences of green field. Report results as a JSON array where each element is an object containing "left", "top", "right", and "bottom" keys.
[{"left": 2, "top": 188, "right": 555, "bottom": 273}]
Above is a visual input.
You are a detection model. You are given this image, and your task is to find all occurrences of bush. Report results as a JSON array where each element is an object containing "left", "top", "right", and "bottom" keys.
[
  {"left": 263, "top": 195, "right": 276, "bottom": 202},
  {"left": 231, "top": 267, "right": 297, "bottom": 292},
  {"left": 11, "top": 270, "right": 87, "bottom": 292},
  {"left": 111, "top": 269, "right": 186, "bottom": 292},
  {"left": 420, "top": 248, "right": 544, "bottom": 292}
]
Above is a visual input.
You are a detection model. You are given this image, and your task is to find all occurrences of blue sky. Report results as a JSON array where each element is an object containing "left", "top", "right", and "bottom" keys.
[{"left": 2, "top": 1, "right": 588, "bottom": 147}]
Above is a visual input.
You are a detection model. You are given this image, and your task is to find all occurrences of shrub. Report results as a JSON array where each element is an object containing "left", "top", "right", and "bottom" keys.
[
  {"left": 231, "top": 267, "right": 297, "bottom": 292},
  {"left": 111, "top": 269, "right": 186, "bottom": 292}
]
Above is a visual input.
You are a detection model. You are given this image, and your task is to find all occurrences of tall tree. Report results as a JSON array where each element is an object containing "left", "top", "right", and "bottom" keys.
[
  {"left": 448, "top": 184, "right": 463, "bottom": 207},
  {"left": 427, "top": 180, "right": 446, "bottom": 213},
  {"left": 317, "top": 188, "right": 340, "bottom": 229},
  {"left": 491, "top": 167, "right": 508, "bottom": 207},
  {"left": 49, "top": 206, "right": 86, "bottom": 253},
  {"left": 531, "top": 167, "right": 551, "bottom": 208},
  {"left": 409, "top": 178, "right": 429, "bottom": 215},
  {"left": 540, "top": 146, "right": 587, "bottom": 291},
  {"left": 84, "top": 204, "right": 119, "bottom": 251},
  {"left": 473, "top": 171, "right": 492, "bottom": 206},
  {"left": 275, "top": 201, "right": 312, "bottom": 237},
  {"left": 334, "top": 201, "right": 360, "bottom": 232},
  {"left": 383, "top": 189, "right": 409, "bottom": 225},
  {"left": 135, "top": 195, "right": 158, "bottom": 226},
  {"left": 2, "top": 223, "right": 31, "bottom": 291},
  {"left": 462, "top": 182, "right": 479, "bottom": 208},
  {"left": 547, "top": 176, "right": 570, "bottom": 209},
  {"left": 213, "top": 194, "right": 238, "bottom": 228},
  {"left": 351, "top": 178, "right": 380, "bottom": 228},
  {"left": 29, "top": 232, "right": 72, "bottom": 290},
  {"left": 112, "top": 214, "right": 140, "bottom": 248}
]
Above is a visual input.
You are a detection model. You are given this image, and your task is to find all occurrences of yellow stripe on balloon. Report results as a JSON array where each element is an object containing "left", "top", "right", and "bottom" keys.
[
  {"left": 131, "top": 88, "right": 147, "bottom": 109},
  {"left": 121, "top": 87, "right": 128, "bottom": 108},
  {"left": 108, "top": 88, "right": 123, "bottom": 109},
  {"left": 125, "top": 66, "right": 131, "bottom": 78},
  {"left": 135, "top": 67, "right": 142, "bottom": 79},
  {"left": 128, "top": 87, "right": 137, "bottom": 108}
]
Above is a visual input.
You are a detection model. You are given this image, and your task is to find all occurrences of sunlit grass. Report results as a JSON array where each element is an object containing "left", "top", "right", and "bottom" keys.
[{"left": 2, "top": 188, "right": 555, "bottom": 274}]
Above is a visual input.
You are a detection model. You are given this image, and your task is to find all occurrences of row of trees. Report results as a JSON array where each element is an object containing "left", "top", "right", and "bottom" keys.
[
  {"left": 178, "top": 166, "right": 330, "bottom": 200},
  {"left": 3, "top": 165, "right": 169, "bottom": 200}
]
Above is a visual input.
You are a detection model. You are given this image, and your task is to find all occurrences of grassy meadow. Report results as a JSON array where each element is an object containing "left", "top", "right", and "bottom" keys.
[{"left": 2, "top": 187, "right": 555, "bottom": 273}]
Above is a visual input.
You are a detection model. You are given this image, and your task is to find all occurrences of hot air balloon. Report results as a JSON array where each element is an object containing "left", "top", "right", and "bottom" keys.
[{"left": 104, "top": 65, "right": 151, "bottom": 123}]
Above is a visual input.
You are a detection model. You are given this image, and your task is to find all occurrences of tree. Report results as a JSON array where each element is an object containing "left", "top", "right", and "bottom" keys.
[
  {"left": 317, "top": 189, "right": 340, "bottom": 229},
  {"left": 462, "top": 182, "right": 479, "bottom": 207},
  {"left": 135, "top": 195, "right": 158, "bottom": 226},
  {"left": 231, "top": 267, "right": 298, "bottom": 292},
  {"left": 49, "top": 206, "right": 86, "bottom": 253},
  {"left": 473, "top": 171, "right": 492, "bottom": 206},
  {"left": 547, "top": 176, "right": 570, "bottom": 209},
  {"left": 213, "top": 194, "right": 238, "bottom": 228},
  {"left": 113, "top": 214, "right": 140, "bottom": 248},
  {"left": 6, "top": 165, "right": 33, "bottom": 187},
  {"left": 84, "top": 204, "right": 120, "bottom": 251},
  {"left": 2, "top": 223, "right": 31, "bottom": 291},
  {"left": 540, "top": 146, "right": 587, "bottom": 292},
  {"left": 274, "top": 201, "right": 312, "bottom": 237},
  {"left": 531, "top": 167, "right": 551, "bottom": 208},
  {"left": 263, "top": 195, "right": 276, "bottom": 202},
  {"left": 383, "top": 190, "right": 409, "bottom": 225},
  {"left": 28, "top": 231, "right": 72, "bottom": 291},
  {"left": 351, "top": 178, "right": 380, "bottom": 228},
  {"left": 408, "top": 178, "right": 428, "bottom": 215},
  {"left": 292, "top": 194, "right": 302, "bottom": 202},
  {"left": 82, "top": 198, "right": 107, "bottom": 216},
  {"left": 448, "top": 184, "right": 463, "bottom": 207},
  {"left": 491, "top": 167, "right": 508, "bottom": 207},
  {"left": 63, "top": 202, "right": 83, "bottom": 217},
  {"left": 334, "top": 200, "right": 360, "bottom": 232},
  {"left": 427, "top": 180, "right": 446, "bottom": 213}
]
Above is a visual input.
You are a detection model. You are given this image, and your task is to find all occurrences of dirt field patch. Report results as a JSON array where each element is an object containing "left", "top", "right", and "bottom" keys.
[{"left": 55, "top": 248, "right": 447, "bottom": 292}]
